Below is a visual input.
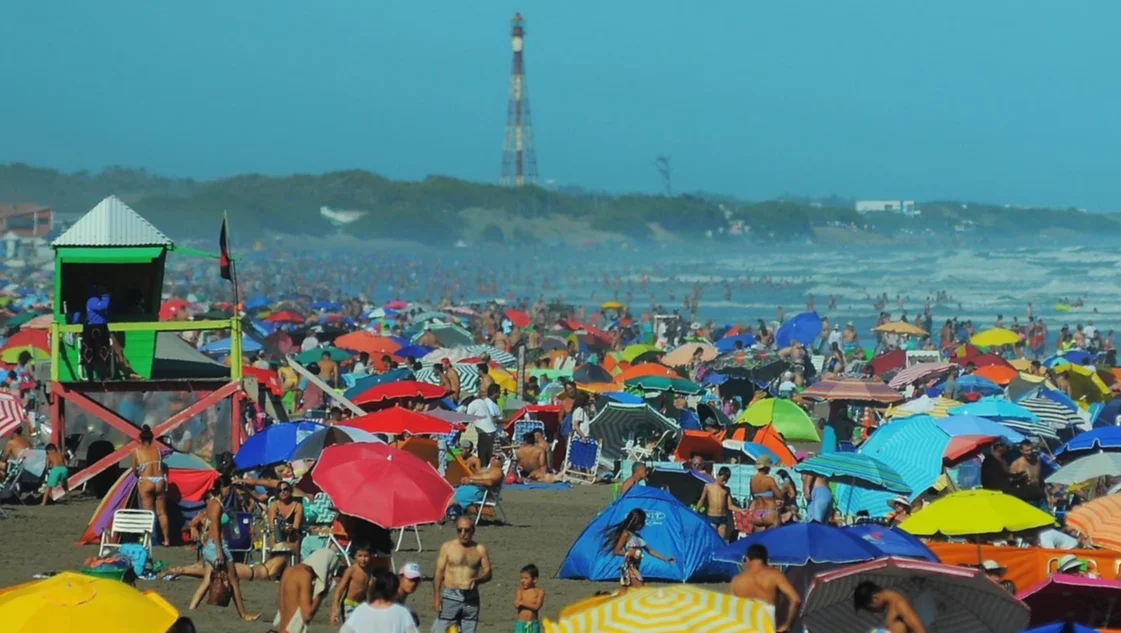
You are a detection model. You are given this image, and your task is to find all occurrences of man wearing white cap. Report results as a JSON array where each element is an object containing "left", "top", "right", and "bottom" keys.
[{"left": 397, "top": 562, "right": 423, "bottom": 627}]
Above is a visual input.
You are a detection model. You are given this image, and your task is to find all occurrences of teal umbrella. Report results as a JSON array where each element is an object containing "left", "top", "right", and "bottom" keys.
[
  {"left": 624, "top": 375, "right": 703, "bottom": 395},
  {"left": 294, "top": 346, "right": 353, "bottom": 364}
]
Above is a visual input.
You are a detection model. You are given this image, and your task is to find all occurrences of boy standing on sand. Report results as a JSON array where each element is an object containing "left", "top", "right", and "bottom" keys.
[
  {"left": 330, "top": 546, "right": 372, "bottom": 625},
  {"left": 41, "top": 443, "right": 69, "bottom": 506},
  {"left": 513, "top": 564, "right": 545, "bottom": 633}
]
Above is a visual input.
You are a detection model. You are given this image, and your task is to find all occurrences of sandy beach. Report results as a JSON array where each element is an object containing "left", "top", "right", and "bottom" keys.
[{"left": 0, "top": 485, "right": 622, "bottom": 632}]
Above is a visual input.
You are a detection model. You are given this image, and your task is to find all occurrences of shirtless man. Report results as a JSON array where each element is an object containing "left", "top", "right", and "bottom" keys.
[
  {"left": 442, "top": 358, "right": 461, "bottom": 403},
  {"left": 515, "top": 432, "right": 553, "bottom": 482},
  {"left": 1010, "top": 440, "right": 1047, "bottom": 507},
  {"left": 459, "top": 440, "right": 482, "bottom": 473},
  {"left": 730, "top": 544, "right": 801, "bottom": 633},
  {"left": 272, "top": 548, "right": 337, "bottom": 633},
  {"left": 432, "top": 517, "right": 493, "bottom": 633},
  {"left": 452, "top": 454, "right": 506, "bottom": 510},
  {"left": 853, "top": 581, "right": 928, "bottom": 633},
  {"left": 619, "top": 462, "right": 647, "bottom": 495},
  {"left": 0, "top": 425, "right": 32, "bottom": 477},
  {"left": 695, "top": 466, "right": 745, "bottom": 540}
]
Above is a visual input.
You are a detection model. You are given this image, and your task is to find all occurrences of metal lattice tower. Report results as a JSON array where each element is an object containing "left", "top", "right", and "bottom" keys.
[{"left": 501, "top": 12, "right": 537, "bottom": 187}]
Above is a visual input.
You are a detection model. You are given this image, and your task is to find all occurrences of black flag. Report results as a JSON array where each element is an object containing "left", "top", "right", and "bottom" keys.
[{"left": 219, "top": 216, "right": 233, "bottom": 281}]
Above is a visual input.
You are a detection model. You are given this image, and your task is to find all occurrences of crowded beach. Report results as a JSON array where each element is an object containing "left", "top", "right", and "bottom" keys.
[{"left": 2, "top": 199, "right": 1121, "bottom": 633}]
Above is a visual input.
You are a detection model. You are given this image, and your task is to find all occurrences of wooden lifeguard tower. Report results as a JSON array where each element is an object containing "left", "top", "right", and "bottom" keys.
[{"left": 48, "top": 196, "right": 246, "bottom": 492}]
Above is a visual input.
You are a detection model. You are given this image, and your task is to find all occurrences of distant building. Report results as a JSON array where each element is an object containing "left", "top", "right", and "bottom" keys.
[
  {"left": 0, "top": 203, "right": 53, "bottom": 237},
  {"left": 855, "top": 200, "right": 916, "bottom": 215}
]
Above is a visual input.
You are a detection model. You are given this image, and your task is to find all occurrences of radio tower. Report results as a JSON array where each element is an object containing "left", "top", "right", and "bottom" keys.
[{"left": 501, "top": 12, "right": 537, "bottom": 187}]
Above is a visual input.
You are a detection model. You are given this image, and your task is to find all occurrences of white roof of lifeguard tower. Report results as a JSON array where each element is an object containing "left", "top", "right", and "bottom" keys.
[{"left": 52, "top": 195, "right": 173, "bottom": 248}]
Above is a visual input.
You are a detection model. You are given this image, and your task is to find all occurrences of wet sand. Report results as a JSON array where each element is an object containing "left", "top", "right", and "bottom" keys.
[{"left": 0, "top": 485, "right": 619, "bottom": 632}]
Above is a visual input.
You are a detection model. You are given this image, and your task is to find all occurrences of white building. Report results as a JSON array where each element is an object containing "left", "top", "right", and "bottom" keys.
[{"left": 855, "top": 200, "right": 916, "bottom": 215}]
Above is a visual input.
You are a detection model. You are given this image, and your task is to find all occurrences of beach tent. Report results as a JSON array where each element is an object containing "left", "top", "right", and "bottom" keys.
[
  {"left": 78, "top": 452, "right": 217, "bottom": 545},
  {"left": 556, "top": 486, "right": 737, "bottom": 582}
]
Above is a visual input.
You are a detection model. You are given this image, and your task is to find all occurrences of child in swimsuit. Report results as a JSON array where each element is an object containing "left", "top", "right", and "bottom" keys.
[
  {"left": 513, "top": 563, "right": 545, "bottom": 633},
  {"left": 601, "top": 508, "right": 677, "bottom": 588},
  {"left": 330, "top": 545, "right": 372, "bottom": 625}
]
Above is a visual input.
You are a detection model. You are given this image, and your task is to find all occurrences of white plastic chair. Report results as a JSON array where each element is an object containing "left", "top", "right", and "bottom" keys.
[
  {"left": 467, "top": 458, "right": 514, "bottom": 526},
  {"left": 98, "top": 509, "right": 156, "bottom": 557}
]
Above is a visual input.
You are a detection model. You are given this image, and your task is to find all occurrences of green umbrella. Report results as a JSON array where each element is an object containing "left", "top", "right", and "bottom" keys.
[
  {"left": 3, "top": 311, "right": 41, "bottom": 328},
  {"left": 621, "top": 344, "right": 663, "bottom": 364},
  {"left": 294, "top": 346, "right": 353, "bottom": 365},
  {"left": 737, "top": 398, "right": 819, "bottom": 442},
  {"left": 624, "top": 375, "right": 703, "bottom": 395}
]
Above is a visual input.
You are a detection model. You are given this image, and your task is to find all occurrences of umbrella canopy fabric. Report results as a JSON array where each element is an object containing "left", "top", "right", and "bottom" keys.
[
  {"left": 346, "top": 407, "right": 457, "bottom": 436},
  {"left": 504, "top": 308, "right": 531, "bottom": 327},
  {"left": 1066, "top": 495, "right": 1121, "bottom": 550},
  {"left": 413, "top": 363, "right": 479, "bottom": 395},
  {"left": 1047, "top": 452, "right": 1121, "bottom": 485},
  {"left": 971, "top": 328, "right": 1021, "bottom": 347},
  {"left": 1016, "top": 574, "right": 1121, "bottom": 629},
  {"left": 0, "top": 391, "right": 26, "bottom": 438},
  {"left": 899, "top": 489, "right": 1057, "bottom": 536},
  {"left": 624, "top": 375, "right": 703, "bottom": 395},
  {"left": 621, "top": 344, "right": 663, "bottom": 364},
  {"left": 233, "top": 421, "right": 325, "bottom": 470},
  {"left": 1021, "top": 624, "right": 1102, "bottom": 633},
  {"left": 288, "top": 425, "right": 384, "bottom": 463},
  {"left": 414, "top": 322, "right": 474, "bottom": 347},
  {"left": 351, "top": 381, "right": 450, "bottom": 407},
  {"left": 887, "top": 363, "right": 955, "bottom": 389},
  {"left": 312, "top": 442, "right": 453, "bottom": 529},
  {"left": 572, "top": 364, "right": 614, "bottom": 385},
  {"left": 799, "top": 379, "right": 902, "bottom": 403},
  {"left": 802, "top": 557, "right": 1030, "bottom": 633},
  {"left": 936, "top": 374, "right": 1004, "bottom": 397},
  {"left": 714, "top": 333, "right": 756, "bottom": 353},
  {"left": 885, "top": 395, "right": 959, "bottom": 419},
  {"left": 793, "top": 453, "right": 911, "bottom": 494},
  {"left": 834, "top": 415, "right": 951, "bottom": 515},
  {"left": 588, "top": 402, "right": 680, "bottom": 464},
  {"left": 713, "top": 523, "right": 892, "bottom": 566},
  {"left": 198, "top": 335, "right": 262, "bottom": 354},
  {"left": 775, "top": 311, "right": 822, "bottom": 348},
  {"left": 841, "top": 525, "right": 939, "bottom": 562},
  {"left": 293, "top": 346, "right": 352, "bottom": 364},
  {"left": 265, "top": 310, "right": 305, "bottom": 323},
  {"left": 460, "top": 345, "right": 518, "bottom": 367},
  {"left": 873, "top": 321, "right": 929, "bottom": 337},
  {"left": 1019, "top": 395, "right": 1084, "bottom": 429},
  {"left": 738, "top": 398, "right": 819, "bottom": 442},
  {"left": 0, "top": 572, "right": 180, "bottom": 633},
  {"left": 935, "top": 415, "right": 1025, "bottom": 444},
  {"left": 973, "top": 364, "right": 1019, "bottom": 385},
  {"left": 614, "top": 363, "right": 677, "bottom": 381},
  {"left": 543, "top": 585, "right": 774, "bottom": 633},
  {"left": 950, "top": 398, "right": 1039, "bottom": 421},
  {"left": 661, "top": 342, "right": 718, "bottom": 367},
  {"left": 344, "top": 368, "right": 416, "bottom": 399},
  {"left": 334, "top": 331, "right": 402, "bottom": 355},
  {"left": 1059, "top": 427, "right": 1121, "bottom": 456}
]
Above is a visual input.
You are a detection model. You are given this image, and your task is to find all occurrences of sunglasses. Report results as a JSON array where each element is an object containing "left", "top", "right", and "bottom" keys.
[
  {"left": 457, "top": 527, "right": 475, "bottom": 533},
  {"left": 279, "top": 487, "right": 292, "bottom": 493}
]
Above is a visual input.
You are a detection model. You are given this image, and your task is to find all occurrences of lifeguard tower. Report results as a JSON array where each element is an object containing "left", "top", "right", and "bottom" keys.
[{"left": 48, "top": 196, "right": 246, "bottom": 492}]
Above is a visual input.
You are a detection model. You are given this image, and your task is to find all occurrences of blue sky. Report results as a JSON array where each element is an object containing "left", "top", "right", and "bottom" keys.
[{"left": 2, "top": 1, "right": 1118, "bottom": 209}]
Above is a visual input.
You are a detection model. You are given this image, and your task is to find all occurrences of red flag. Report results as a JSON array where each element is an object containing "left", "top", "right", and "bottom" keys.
[{"left": 219, "top": 216, "right": 233, "bottom": 281}]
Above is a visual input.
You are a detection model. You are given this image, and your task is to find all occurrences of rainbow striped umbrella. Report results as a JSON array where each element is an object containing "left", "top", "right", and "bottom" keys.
[
  {"left": 544, "top": 585, "right": 775, "bottom": 633},
  {"left": 1066, "top": 495, "right": 1121, "bottom": 551}
]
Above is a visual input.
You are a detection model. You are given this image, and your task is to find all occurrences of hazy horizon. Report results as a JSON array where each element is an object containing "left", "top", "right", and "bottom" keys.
[{"left": 3, "top": 1, "right": 1119, "bottom": 210}]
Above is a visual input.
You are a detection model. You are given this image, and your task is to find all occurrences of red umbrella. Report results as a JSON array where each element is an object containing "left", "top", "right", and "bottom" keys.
[
  {"left": 351, "top": 381, "right": 450, "bottom": 407},
  {"left": 868, "top": 350, "right": 906, "bottom": 375},
  {"left": 505, "top": 308, "right": 531, "bottom": 328},
  {"left": 347, "top": 407, "right": 458, "bottom": 435},
  {"left": 799, "top": 379, "right": 903, "bottom": 403},
  {"left": 265, "top": 310, "right": 305, "bottom": 324},
  {"left": 312, "top": 443, "right": 453, "bottom": 528},
  {"left": 242, "top": 366, "right": 283, "bottom": 396},
  {"left": 1016, "top": 573, "right": 1121, "bottom": 628},
  {"left": 159, "top": 298, "right": 190, "bottom": 320},
  {"left": 1, "top": 329, "right": 48, "bottom": 353}
]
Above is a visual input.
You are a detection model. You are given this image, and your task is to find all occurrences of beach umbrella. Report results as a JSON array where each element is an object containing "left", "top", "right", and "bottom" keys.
[
  {"left": 1066, "top": 495, "right": 1121, "bottom": 550},
  {"left": 335, "top": 331, "right": 401, "bottom": 355},
  {"left": 413, "top": 364, "right": 479, "bottom": 395},
  {"left": 504, "top": 308, "right": 531, "bottom": 328},
  {"left": 244, "top": 295, "right": 272, "bottom": 310},
  {"left": 460, "top": 345, "right": 518, "bottom": 367},
  {"left": 1017, "top": 574, "right": 1121, "bottom": 629},
  {"left": 265, "top": 310, "right": 305, "bottom": 324},
  {"left": 873, "top": 321, "right": 929, "bottom": 337},
  {"left": 1021, "top": 624, "right": 1102, "bottom": 633},
  {"left": 775, "top": 311, "right": 822, "bottom": 348},
  {"left": 935, "top": 415, "right": 1025, "bottom": 444},
  {"left": 950, "top": 353, "right": 1014, "bottom": 370},
  {"left": 2, "top": 311, "right": 44, "bottom": 329},
  {"left": 868, "top": 349, "right": 907, "bottom": 375},
  {"left": 800, "top": 378, "right": 902, "bottom": 403},
  {"left": 1019, "top": 396, "right": 1085, "bottom": 431},
  {"left": 392, "top": 344, "right": 432, "bottom": 360},
  {"left": 412, "top": 322, "right": 473, "bottom": 347},
  {"left": 621, "top": 343, "right": 663, "bottom": 364},
  {"left": 587, "top": 402, "right": 680, "bottom": 464},
  {"left": 346, "top": 407, "right": 457, "bottom": 436},
  {"left": 288, "top": 425, "right": 384, "bottom": 463},
  {"left": 899, "top": 489, "right": 1056, "bottom": 537},
  {"left": 973, "top": 364, "right": 1019, "bottom": 385},
  {"left": 198, "top": 335, "right": 261, "bottom": 355},
  {"left": 971, "top": 328, "right": 1021, "bottom": 347},
  {"left": 661, "top": 342, "right": 718, "bottom": 367},
  {"left": 411, "top": 310, "right": 452, "bottom": 324},
  {"left": 344, "top": 368, "right": 416, "bottom": 399},
  {"left": 20, "top": 313, "right": 54, "bottom": 330},
  {"left": 951, "top": 398, "right": 1057, "bottom": 439},
  {"left": 312, "top": 443, "right": 453, "bottom": 529},
  {"left": 1053, "top": 362, "right": 1113, "bottom": 405},
  {"left": 887, "top": 362, "right": 955, "bottom": 389},
  {"left": 233, "top": 421, "right": 325, "bottom": 470},
  {"left": 737, "top": 398, "right": 819, "bottom": 442},
  {"left": 0, "top": 572, "right": 180, "bottom": 633},
  {"left": 794, "top": 453, "right": 911, "bottom": 494},
  {"left": 1059, "top": 427, "right": 1121, "bottom": 456},
  {"left": 802, "top": 557, "right": 1030, "bottom": 633},
  {"left": 543, "top": 585, "right": 774, "bottom": 633},
  {"left": 351, "top": 381, "right": 449, "bottom": 408},
  {"left": 293, "top": 346, "right": 352, "bottom": 365},
  {"left": 1044, "top": 350, "right": 1095, "bottom": 368},
  {"left": 842, "top": 525, "right": 939, "bottom": 561},
  {"left": 572, "top": 363, "right": 613, "bottom": 384},
  {"left": 1047, "top": 452, "right": 1121, "bottom": 485},
  {"left": 720, "top": 440, "right": 779, "bottom": 463},
  {"left": 623, "top": 375, "right": 703, "bottom": 395},
  {"left": 614, "top": 363, "right": 676, "bottom": 381},
  {"left": 937, "top": 375, "right": 1003, "bottom": 397},
  {"left": 713, "top": 523, "right": 890, "bottom": 567},
  {"left": 884, "top": 395, "right": 959, "bottom": 420},
  {"left": 0, "top": 391, "right": 26, "bottom": 438},
  {"left": 714, "top": 333, "right": 755, "bottom": 353}
]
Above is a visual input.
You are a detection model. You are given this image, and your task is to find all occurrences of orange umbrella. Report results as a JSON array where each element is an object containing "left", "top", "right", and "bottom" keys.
[
  {"left": 1067, "top": 495, "right": 1121, "bottom": 550},
  {"left": 673, "top": 430, "right": 724, "bottom": 462},
  {"left": 724, "top": 425, "right": 796, "bottom": 466},
  {"left": 505, "top": 308, "right": 531, "bottom": 328},
  {"left": 335, "top": 331, "right": 402, "bottom": 356},
  {"left": 973, "top": 364, "right": 1018, "bottom": 386},
  {"left": 615, "top": 363, "right": 676, "bottom": 382}
]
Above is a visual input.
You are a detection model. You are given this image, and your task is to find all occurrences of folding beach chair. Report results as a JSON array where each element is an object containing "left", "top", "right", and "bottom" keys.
[
  {"left": 558, "top": 437, "right": 601, "bottom": 485},
  {"left": 465, "top": 458, "right": 514, "bottom": 527},
  {"left": 98, "top": 509, "right": 156, "bottom": 557},
  {"left": 0, "top": 456, "right": 27, "bottom": 518}
]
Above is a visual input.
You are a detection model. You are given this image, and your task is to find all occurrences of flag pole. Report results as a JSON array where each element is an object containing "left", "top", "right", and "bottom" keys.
[{"left": 225, "top": 210, "right": 241, "bottom": 310}]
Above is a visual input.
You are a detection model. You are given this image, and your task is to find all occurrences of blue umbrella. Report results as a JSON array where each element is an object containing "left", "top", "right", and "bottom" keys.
[
  {"left": 842, "top": 525, "right": 938, "bottom": 562},
  {"left": 1057, "top": 426, "right": 1121, "bottom": 456},
  {"left": 1043, "top": 350, "right": 1093, "bottom": 368},
  {"left": 933, "top": 375, "right": 1003, "bottom": 397},
  {"left": 715, "top": 333, "right": 756, "bottom": 353},
  {"left": 343, "top": 368, "right": 416, "bottom": 399},
  {"left": 393, "top": 344, "right": 433, "bottom": 359},
  {"left": 950, "top": 398, "right": 1039, "bottom": 422},
  {"left": 712, "top": 523, "right": 885, "bottom": 566},
  {"left": 233, "top": 421, "right": 325, "bottom": 470},
  {"left": 1092, "top": 395, "right": 1121, "bottom": 427},
  {"left": 311, "top": 300, "right": 342, "bottom": 312},
  {"left": 1022, "top": 624, "right": 1100, "bottom": 633},
  {"left": 199, "top": 335, "right": 262, "bottom": 354},
  {"left": 244, "top": 295, "right": 272, "bottom": 310},
  {"left": 775, "top": 311, "right": 822, "bottom": 348},
  {"left": 600, "top": 391, "right": 644, "bottom": 405},
  {"left": 936, "top": 415, "right": 1025, "bottom": 443},
  {"left": 794, "top": 453, "right": 911, "bottom": 494}
]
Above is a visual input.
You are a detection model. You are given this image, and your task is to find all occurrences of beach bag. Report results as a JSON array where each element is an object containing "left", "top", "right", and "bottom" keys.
[
  {"left": 560, "top": 412, "right": 574, "bottom": 438},
  {"left": 207, "top": 569, "right": 232, "bottom": 607}
]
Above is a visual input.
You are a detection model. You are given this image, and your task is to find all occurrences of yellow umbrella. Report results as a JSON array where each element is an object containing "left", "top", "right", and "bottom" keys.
[
  {"left": 1009, "top": 359, "right": 1033, "bottom": 371},
  {"left": 970, "top": 328, "right": 1020, "bottom": 347},
  {"left": 600, "top": 301, "right": 625, "bottom": 311},
  {"left": 1052, "top": 362, "right": 1111, "bottom": 405},
  {"left": 872, "top": 321, "right": 928, "bottom": 337},
  {"left": 0, "top": 345, "right": 49, "bottom": 364},
  {"left": 0, "top": 571, "right": 179, "bottom": 633},
  {"left": 899, "top": 489, "right": 1056, "bottom": 536},
  {"left": 545, "top": 585, "right": 775, "bottom": 633}
]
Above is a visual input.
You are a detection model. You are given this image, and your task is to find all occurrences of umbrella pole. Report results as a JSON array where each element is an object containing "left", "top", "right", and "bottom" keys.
[{"left": 975, "top": 535, "right": 983, "bottom": 566}]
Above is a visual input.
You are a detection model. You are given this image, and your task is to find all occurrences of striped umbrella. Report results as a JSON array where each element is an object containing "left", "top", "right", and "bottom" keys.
[
  {"left": 588, "top": 402, "right": 680, "bottom": 464},
  {"left": 800, "top": 379, "right": 902, "bottom": 403},
  {"left": 803, "top": 557, "right": 1030, "bottom": 633},
  {"left": 544, "top": 585, "right": 775, "bottom": 633},
  {"left": 1046, "top": 453, "right": 1121, "bottom": 486},
  {"left": 0, "top": 392, "right": 25, "bottom": 438},
  {"left": 1018, "top": 396, "right": 1084, "bottom": 431},
  {"left": 414, "top": 364, "right": 480, "bottom": 395},
  {"left": 461, "top": 345, "right": 517, "bottom": 367},
  {"left": 885, "top": 395, "right": 960, "bottom": 419},
  {"left": 888, "top": 363, "right": 955, "bottom": 389},
  {"left": 794, "top": 453, "right": 911, "bottom": 494},
  {"left": 1066, "top": 495, "right": 1121, "bottom": 550}
]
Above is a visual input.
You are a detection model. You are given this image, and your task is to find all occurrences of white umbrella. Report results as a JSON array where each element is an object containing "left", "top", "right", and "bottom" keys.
[{"left": 1047, "top": 452, "right": 1121, "bottom": 485}]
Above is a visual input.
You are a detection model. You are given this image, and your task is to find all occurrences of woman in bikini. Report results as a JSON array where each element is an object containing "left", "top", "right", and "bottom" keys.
[
  {"left": 131, "top": 425, "right": 171, "bottom": 546},
  {"left": 601, "top": 508, "right": 676, "bottom": 589},
  {"left": 187, "top": 477, "right": 260, "bottom": 621},
  {"left": 748, "top": 456, "right": 784, "bottom": 532},
  {"left": 267, "top": 482, "right": 305, "bottom": 562}
]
